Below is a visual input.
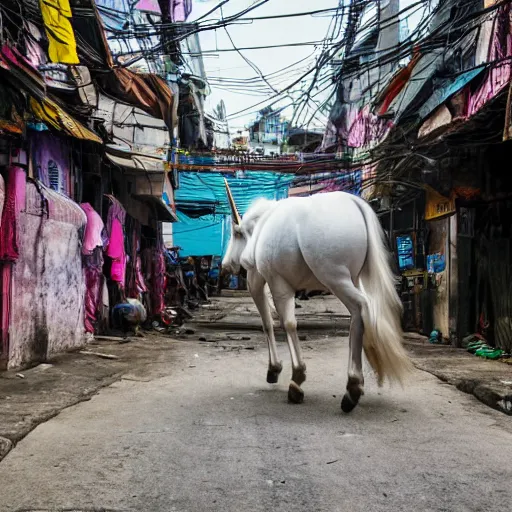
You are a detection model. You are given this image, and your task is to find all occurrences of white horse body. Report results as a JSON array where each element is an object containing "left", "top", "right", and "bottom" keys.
[{"left": 222, "top": 191, "right": 412, "bottom": 412}]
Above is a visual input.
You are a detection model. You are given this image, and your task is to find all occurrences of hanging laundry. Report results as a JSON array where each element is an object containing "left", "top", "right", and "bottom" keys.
[
  {"left": 135, "top": 255, "right": 148, "bottom": 295},
  {"left": 39, "top": 0, "right": 80, "bottom": 65},
  {"left": 105, "top": 196, "right": 127, "bottom": 286},
  {"left": 80, "top": 203, "right": 106, "bottom": 254},
  {"left": 0, "top": 167, "right": 26, "bottom": 262},
  {"left": 107, "top": 218, "right": 126, "bottom": 284},
  {"left": 83, "top": 247, "right": 104, "bottom": 333}
]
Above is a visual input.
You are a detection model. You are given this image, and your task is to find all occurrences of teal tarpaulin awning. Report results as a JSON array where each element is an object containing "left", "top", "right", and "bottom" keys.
[
  {"left": 172, "top": 212, "right": 230, "bottom": 258},
  {"left": 175, "top": 171, "right": 294, "bottom": 217},
  {"left": 418, "top": 66, "right": 486, "bottom": 120},
  {"left": 173, "top": 171, "right": 294, "bottom": 256}
]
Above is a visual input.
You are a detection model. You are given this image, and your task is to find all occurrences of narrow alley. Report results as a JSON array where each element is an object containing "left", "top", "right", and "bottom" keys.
[{"left": 2, "top": 1, "right": 512, "bottom": 511}]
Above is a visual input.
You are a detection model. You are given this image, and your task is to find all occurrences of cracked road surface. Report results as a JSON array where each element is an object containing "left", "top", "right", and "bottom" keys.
[{"left": 1, "top": 332, "right": 512, "bottom": 512}]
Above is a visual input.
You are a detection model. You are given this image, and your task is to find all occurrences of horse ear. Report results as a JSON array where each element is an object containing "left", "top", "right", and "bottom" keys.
[{"left": 224, "top": 178, "right": 242, "bottom": 225}]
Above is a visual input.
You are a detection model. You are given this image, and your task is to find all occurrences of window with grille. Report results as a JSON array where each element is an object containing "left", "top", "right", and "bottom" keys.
[{"left": 48, "top": 159, "right": 63, "bottom": 193}]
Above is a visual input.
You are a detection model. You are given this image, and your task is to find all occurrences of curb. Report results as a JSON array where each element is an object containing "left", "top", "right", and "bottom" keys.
[
  {"left": 0, "top": 374, "right": 121, "bottom": 463},
  {"left": 0, "top": 436, "right": 12, "bottom": 460},
  {"left": 410, "top": 360, "right": 512, "bottom": 416}
]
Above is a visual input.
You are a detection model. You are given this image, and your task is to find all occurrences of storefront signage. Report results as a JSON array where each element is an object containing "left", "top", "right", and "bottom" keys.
[{"left": 424, "top": 185, "right": 456, "bottom": 221}]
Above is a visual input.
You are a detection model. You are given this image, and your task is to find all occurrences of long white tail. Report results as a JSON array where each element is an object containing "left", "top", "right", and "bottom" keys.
[{"left": 352, "top": 196, "right": 414, "bottom": 386}]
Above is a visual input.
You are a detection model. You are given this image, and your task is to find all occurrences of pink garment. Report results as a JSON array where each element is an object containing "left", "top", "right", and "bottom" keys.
[
  {"left": 1, "top": 264, "right": 12, "bottom": 358},
  {"left": 107, "top": 218, "right": 126, "bottom": 284},
  {"left": 106, "top": 218, "right": 124, "bottom": 260},
  {"left": 24, "top": 21, "right": 46, "bottom": 68},
  {"left": 111, "top": 254, "right": 127, "bottom": 284},
  {"left": 83, "top": 249, "right": 104, "bottom": 333},
  {"left": 135, "top": 256, "right": 148, "bottom": 294},
  {"left": 0, "top": 174, "right": 5, "bottom": 230},
  {"left": 0, "top": 167, "right": 26, "bottom": 262},
  {"left": 80, "top": 203, "right": 105, "bottom": 255}
]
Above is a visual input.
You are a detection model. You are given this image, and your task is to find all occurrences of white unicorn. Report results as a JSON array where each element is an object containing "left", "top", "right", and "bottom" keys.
[{"left": 222, "top": 181, "right": 412, "bottom": 412}]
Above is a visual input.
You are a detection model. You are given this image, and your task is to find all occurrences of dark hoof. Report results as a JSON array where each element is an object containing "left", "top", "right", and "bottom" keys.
[
  {"left": 266, "top": 362, "right": 283, "bottom": 384},
  {"left": 288, "top": 381, "right": 304, "bottom": 404},
  {"left": 267, "top": 370, "right": 280, "bottom": 384},
  {"left": 292, "top": 364, "right": 307, "bottom": 386},
  {"left": 341, "top": 393, "right": 357, "bottom": 413},
  {"left": 341, "top": 382, "right": 363, "bottom": 413}
]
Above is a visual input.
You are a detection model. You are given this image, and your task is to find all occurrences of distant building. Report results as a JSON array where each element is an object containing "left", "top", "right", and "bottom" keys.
[{"left": 248, "top": 108, "right": 289, "bottom": 156}]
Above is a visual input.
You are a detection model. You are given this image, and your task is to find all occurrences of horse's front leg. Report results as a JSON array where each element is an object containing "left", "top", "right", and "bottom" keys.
[
  {"left": 269, "top": 278, "right": 306, "bottom": 403},
  {"left": 247, "top": 270, "right": 282, "bottom": 383}
]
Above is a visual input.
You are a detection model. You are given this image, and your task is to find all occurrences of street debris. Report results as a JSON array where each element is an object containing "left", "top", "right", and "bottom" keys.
[
  {"left": 94, "top": 335, "right": 126, "bottom": 343},
  {"left": 15, "top": 373, "right": 25, "bottom": 379},
  {"left": 326, "top": 459, "right": 340, "bottom": 465},
  {"left": 227, "top": 334, "right": 251, "bottom": 341},
  {"left": 79, "top": 350, "right": 120, "bottom": 360}
]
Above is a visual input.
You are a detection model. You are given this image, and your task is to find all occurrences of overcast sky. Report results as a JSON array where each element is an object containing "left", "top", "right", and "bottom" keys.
[{"left": 190, "top": 0, "right": 341, "bottom": 133}]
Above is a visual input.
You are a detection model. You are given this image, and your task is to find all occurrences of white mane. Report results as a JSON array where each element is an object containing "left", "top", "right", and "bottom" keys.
[{"left": 240, "top": 197, "right": 277, "bottom": 237}]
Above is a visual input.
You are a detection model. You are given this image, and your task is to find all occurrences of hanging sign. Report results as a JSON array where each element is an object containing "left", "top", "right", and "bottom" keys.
[{"left": 424, "top": 185, "right": 456, "bottom": 221}]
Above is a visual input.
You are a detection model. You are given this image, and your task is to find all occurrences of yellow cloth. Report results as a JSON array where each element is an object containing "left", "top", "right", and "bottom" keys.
[
  {"left": 39, "top": 0, "right": 79, "bottom": 65},
  {"left": 30, "top": 97, "right": 102, "bottom": 143}
]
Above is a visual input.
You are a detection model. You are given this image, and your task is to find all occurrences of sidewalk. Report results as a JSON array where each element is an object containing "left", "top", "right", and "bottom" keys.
[
  {"left": 0, "top": 333, "right": 180, "bottom": 461},
  {"left": 403, "top": 334, "right": 512, "bottom": 415}
]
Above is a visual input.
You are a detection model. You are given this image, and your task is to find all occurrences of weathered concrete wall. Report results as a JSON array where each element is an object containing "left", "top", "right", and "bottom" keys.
[{"left": 8, "top": 182, "right": 86, "bottom": 368}]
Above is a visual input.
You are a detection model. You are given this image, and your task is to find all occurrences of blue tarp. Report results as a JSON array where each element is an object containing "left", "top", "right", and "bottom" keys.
[
  {"left": 173, "top": 170, "right": 295, "bottom": 256},
  {"left": 175, "top": 171, "right": 293, "bottom": 216},
  {"left": 172, "top": 212, "right": 230, "bottom": 257},
  {"left": 418, "top": 66, "right": 485, "bottom": 120}
]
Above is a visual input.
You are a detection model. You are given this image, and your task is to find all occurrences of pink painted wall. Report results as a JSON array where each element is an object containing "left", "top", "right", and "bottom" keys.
[{"left": 8, "top": 182, "right": 87, "bottom": 368}]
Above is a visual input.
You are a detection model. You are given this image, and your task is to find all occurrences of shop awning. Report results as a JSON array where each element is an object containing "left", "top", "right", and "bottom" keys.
[
  {"left": 97, "top": 68, "right": 177, "bottom": 130},
  {"left": 29, "top": 97, "right": 102, "bottom": 143},
  {"left": 133, "top": 194, "right": 178, "bottom": 222},
  {"left": 104, "top": 145, "right": 167, "bottom": 172},
  {"left": 418, "top": 66, "right": 486, "bottom": 120}
]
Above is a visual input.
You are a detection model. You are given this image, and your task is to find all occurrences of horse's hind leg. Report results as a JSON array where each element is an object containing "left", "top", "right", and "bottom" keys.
[
  {"left": 315, "top": 267, "right": 366, "bottom": 413},
  {"left": 267, "top": 276, "right": 306, "bottom": 404},
  {"left": 247, "top": 270, "right": 282, "bottom": 383}
]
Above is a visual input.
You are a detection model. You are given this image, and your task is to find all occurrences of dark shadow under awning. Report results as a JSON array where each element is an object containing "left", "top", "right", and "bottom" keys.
[{"left": 134, "top": 194, "right": 178, "bottom": 222}]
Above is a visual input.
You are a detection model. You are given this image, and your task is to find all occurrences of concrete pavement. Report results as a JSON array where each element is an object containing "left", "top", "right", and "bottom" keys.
[
  {"left": 2, "top": 326, "right": 512, "bottom": 512},
  {"left": 404, "top": 334, "right": 512, "bottom": 415}
]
